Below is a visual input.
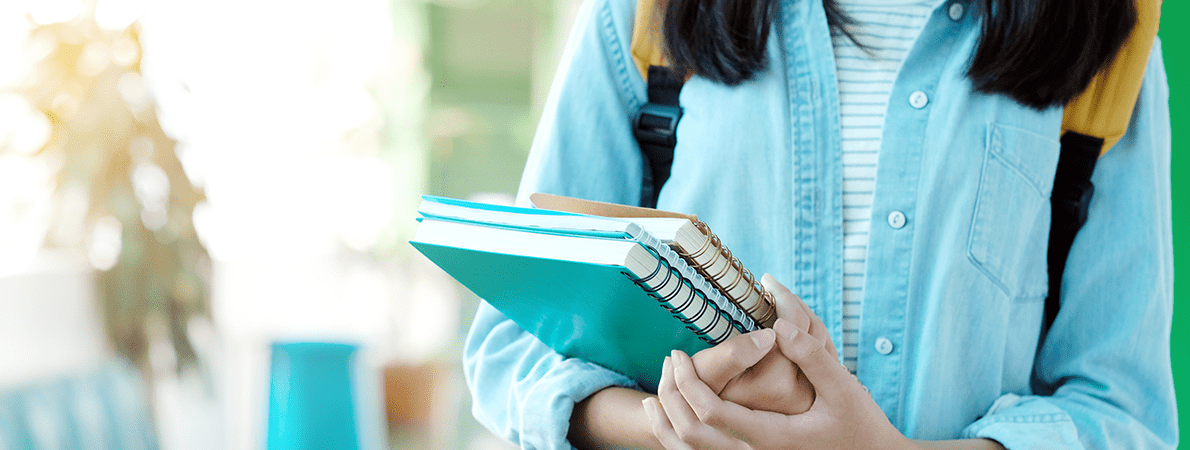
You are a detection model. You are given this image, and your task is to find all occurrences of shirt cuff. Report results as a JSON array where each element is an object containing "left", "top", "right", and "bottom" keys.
[
  {"left": 960, "top": 393, "right": 1084, "bottom": 450},
  {"left": 515, "top": 357, "right": 638, "bottom": 450}
]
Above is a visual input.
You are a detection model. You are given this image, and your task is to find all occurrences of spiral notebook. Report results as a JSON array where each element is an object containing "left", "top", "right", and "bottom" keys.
[
  {"left": 529, "top": 193, "right": 777, "bottom": 328},
  {"left": 416, "top": 195, "right": 774, "bottom": 328},
  {"left": 411, "top": 195, "right": 769, "bottom": 390},
  {"left": 413, "top": 215, "right": 735, "bottom": 390}
]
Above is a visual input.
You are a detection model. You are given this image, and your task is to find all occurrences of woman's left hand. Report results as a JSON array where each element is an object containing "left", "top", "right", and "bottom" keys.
[{"left": 644, "top": 308, "right": 914, "bottom": 449}]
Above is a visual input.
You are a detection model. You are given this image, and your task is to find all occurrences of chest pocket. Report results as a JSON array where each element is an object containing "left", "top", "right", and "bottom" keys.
[{"left": 967, "top": 123, "right": 1060, "bottom": 301}]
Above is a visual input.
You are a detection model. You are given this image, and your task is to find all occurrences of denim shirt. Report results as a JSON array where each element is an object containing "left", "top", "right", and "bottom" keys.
[{"left": 462, "top": 0, "right": 1176, "bottom": 446}]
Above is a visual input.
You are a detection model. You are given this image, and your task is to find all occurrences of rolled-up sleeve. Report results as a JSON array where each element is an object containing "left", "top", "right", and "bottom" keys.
[
  {"left": 464, "top": 302, "right": 637, "bottom": 449},
  {"left": 962, "top": 39, "right": 1176, "bottom": 450},
  {"left": 461, "top": 0, "right": 648, "bottom": 447}
]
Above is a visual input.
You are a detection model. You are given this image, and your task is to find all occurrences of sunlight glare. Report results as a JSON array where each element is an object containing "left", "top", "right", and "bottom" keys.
[
  {"left": 0, "top": 155, "right": 54, "bottom": 275},
  {"left": 94, "top": 0, "right": 146, "bottom": 31},
  {"left": 133, "top": 162, "right": 170, "bottom": 231},
  {"left": 327, "top": 156, "right": 393, "bottom": 252},
  {"left": 0, "top": 94, "right": 51, "bottom": 155},
  {"left": 117, "top": 72, "right": 151, "bottom": 120},
  {"left": 86, "top": 215, "right": 122, "bottom": 270},
  {"left": 26, "top": 0, "right": 84, "bottom": 25},
  {"left": 110, "top": 36, "right": 138, "bottom": 66},
  {"left": 78, "top": 41, "right": 111, "bottom": 77},
  {"left": 0, "top": 7, "right": 32, "bottom": 89},
  {"left": 48, "top": 183, "right": 89, "bottom": 248},
  {"left": 50, "top": 92, "right": 78, "bottom": 120}
]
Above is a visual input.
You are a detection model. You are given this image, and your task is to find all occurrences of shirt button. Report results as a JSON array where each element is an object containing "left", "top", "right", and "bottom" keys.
[
  {"left": 887, "top": 210, "right": 907, "bottom": 229},
  {"left": 875, "top": 337, "right": 894, "bottom": 355},
  {"left": 948, "top": 3, "right": 964, "bottom": 21},
  {"left": 909, "top": 91, "right": 929, "bottom": 109}
]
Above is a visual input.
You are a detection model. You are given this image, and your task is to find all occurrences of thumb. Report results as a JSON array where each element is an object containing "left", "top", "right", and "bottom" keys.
[
  {"left": 690, "top": 328, "right": 776, "bottom": 394},
  {"left": 761, "top": 274, "right": 810, "bottom": 334}
]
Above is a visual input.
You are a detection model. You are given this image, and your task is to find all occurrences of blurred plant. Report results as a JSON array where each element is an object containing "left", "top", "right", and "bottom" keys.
[{"left": 9, "top": 7, "right": 209, "bottom": 372}]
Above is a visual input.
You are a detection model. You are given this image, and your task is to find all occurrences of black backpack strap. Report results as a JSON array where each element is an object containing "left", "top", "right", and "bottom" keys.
[
  {"left": 634, "top": 65, "right": 685, "bottom": 208},
  {"left": 1044, "top": 131, "right": 1103, "bottom": 335}
]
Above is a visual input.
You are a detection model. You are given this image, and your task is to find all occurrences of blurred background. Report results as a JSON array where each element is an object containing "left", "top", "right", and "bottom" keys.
[
  {"left": 0, "top": 0, "right": 1185, "bottom": 449},
  {"left": 0, "top": 0, "right": 581, "bottom": 448}
]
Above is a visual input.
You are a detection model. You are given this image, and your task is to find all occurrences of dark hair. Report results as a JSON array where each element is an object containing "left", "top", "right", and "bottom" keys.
[{"left": 661, "top": 0, "right": 1137, "bottom": 109}]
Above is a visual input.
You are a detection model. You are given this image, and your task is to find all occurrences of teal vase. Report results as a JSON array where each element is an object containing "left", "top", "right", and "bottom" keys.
[{"left": 267, "top": 342, "right": 360, "bottom": 450}]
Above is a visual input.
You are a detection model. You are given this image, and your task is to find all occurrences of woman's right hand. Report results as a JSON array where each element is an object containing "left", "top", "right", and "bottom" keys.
[{"left": 688, "top": 274, "right": 835, "bottom": 415}]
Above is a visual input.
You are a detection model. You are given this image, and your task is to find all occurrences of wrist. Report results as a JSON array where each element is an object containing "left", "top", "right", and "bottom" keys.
[{"left": 569, "top": 387, "right": 660, "bottom": 450}]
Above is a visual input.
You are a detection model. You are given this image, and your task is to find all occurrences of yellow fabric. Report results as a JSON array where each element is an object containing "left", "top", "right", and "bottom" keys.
[
  {"left": 631, "top": 0, "right": 666, "bottom": 81},
  {"left": 1062, "top": 0, "right": 1162, "bottom": 155},
  {"left": 631, "top": 0, "right": 1161, "bottom": 155}
]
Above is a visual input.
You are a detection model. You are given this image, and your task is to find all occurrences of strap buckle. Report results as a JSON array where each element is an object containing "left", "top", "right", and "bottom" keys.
[{"left": 634, "top": 102, "right": 683, "bottom": 149}]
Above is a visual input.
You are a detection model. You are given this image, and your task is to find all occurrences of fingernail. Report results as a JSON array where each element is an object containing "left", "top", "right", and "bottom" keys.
[
  {"left": 774, "top": 318, "right": 798, "bottom": 341},
  {"left": 750, "top": 329, "right": 776, "bottom": 350},
  {"left": 761, "top": 273, "right": 774, "bottom": 289},
  {"left": 672, "top": 350, "right": 688, "bottom": 368},
  {"left": 642, "top": 398, "right": 655, "bottom": 420},
  {"left": 761, "top": 274, "right": 787, "bottom": 305}
]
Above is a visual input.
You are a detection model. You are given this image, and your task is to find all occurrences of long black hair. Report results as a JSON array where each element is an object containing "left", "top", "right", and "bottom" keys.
[{"left": 661, "top": 0, "right": 1137, "bottom": 109}]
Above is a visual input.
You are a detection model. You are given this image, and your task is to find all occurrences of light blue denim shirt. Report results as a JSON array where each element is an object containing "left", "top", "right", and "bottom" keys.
[{"left": 462, "top": 0, "right": 1176, "bottom": 446}]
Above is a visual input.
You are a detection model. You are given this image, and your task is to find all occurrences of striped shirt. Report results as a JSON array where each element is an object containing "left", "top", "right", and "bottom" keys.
[{"left": 832, "top": 0, "right": 938, "bottom": 373}]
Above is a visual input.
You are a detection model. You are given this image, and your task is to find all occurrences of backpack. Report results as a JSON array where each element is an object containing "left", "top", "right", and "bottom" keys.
[{"left": 627, "top": 0, "right": 1161, "bottom": 334}]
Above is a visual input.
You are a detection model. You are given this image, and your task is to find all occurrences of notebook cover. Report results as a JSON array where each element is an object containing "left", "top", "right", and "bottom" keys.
[
  {"left": 411, "top": 241, "right": 711, "bottom": 391},
  {"left": 529, "top": 192, "right": 695, "bottom": 221},
  {"left": 416, "top": 196, "right": 759, "bottom": 332}
]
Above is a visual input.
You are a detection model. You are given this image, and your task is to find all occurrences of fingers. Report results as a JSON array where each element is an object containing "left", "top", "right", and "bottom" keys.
[
  {"left": 643, "top": 397, "right": 695, "bottom": 450},
  {"left": 656, "top": 354, "right": 752, "bottom": 450},
  {"left": 762, "top": 274, "right": 811, "bottom": 333},
  {"left": 719, "top": 348, "right": 816, "bottom": 415},
  {"left": 762, "top": 274, "right": 839, "bottom": 360},
  {"left": 772, "top": 318, "right": 854, "bottom": 403},
  {"left": 690, "top": 329, "right": 776, "bottom": 394},
  {"left": 671, "top": 350, "right": 793, "bottom": 447}
]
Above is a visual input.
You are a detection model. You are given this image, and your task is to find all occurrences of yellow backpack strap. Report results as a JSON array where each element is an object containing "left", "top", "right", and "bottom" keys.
[
  {"left": 1061, "top": 0, "right": 1162, "bottom": 154},
  {"left": 631, "top": 0, "right": 666, "bottom": 81},
  {"left": 1044, "top": 0, "right": 1161, "bottom": 342},
  {"left": 629, "top": 0, "right": 687, "bottom": 207}
]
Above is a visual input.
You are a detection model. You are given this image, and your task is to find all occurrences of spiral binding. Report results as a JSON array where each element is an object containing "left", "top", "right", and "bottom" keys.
[
  {"left": 631, "top": 229, "right": 756, "bottom": 333},
  {"left": 628, "top": 246, "right": 736, "bottom": 344},
  {"left": 681, "top": 220, "right": 777, "bottom": 327}
]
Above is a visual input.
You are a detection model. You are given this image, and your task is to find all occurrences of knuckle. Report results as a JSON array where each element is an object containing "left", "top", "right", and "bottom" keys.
[
  {"left": 673, "top": 423, "right": 701, "bottom": 442},
  {"left": 794, "top": 312, "right": 811, "bottom": 332},
  {"left": 675, "top": 372, "right": 699, "bottom": 392},
  {"left": 805, "top": 342, "right": 832, "bottom": 362},
  {"left": 698, "top": 404, "right": 728, "bottom": 428},
  {"left": 721, "top": 343, "right": 751, "bottom": 367},
  {"left": 788, "top": 334, "right": 825, "bottom": 361}
]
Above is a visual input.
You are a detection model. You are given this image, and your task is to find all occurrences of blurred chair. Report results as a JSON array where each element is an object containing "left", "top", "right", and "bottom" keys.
[
  {"left": 0, "top": 358, "right": 159, "bottom": 450},
  {"left": 0, "top": 254, "right": 160, "bottom": 450}
]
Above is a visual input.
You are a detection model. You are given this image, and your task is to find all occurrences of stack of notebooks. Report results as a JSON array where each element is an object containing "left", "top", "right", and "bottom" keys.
[{"left": 410, "top": 193, "right": 775, "bottom": 391}]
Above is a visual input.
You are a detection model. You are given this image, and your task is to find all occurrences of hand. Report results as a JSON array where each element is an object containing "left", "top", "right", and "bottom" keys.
[
  {"left": 645, "top": 277, "right": 910, "bottom": 450},
  {"left": 569, "top": 276, "right": 828, "bottom": 450},
  {"left": 687, "top": 274, "right": 836, "bottom": 415}
]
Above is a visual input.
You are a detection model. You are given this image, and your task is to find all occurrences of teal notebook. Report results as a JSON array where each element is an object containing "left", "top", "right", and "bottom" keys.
[
  {"left": 411, "top": 215, "right": 740, "bottom": 391},
  {"left": 416, "top": 195, "right": 761, "bottom": 331}
]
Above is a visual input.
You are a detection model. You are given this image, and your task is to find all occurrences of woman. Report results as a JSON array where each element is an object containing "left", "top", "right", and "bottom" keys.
[{"left": 462, "top": 0, "right": 1175, "bottom": 446}]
